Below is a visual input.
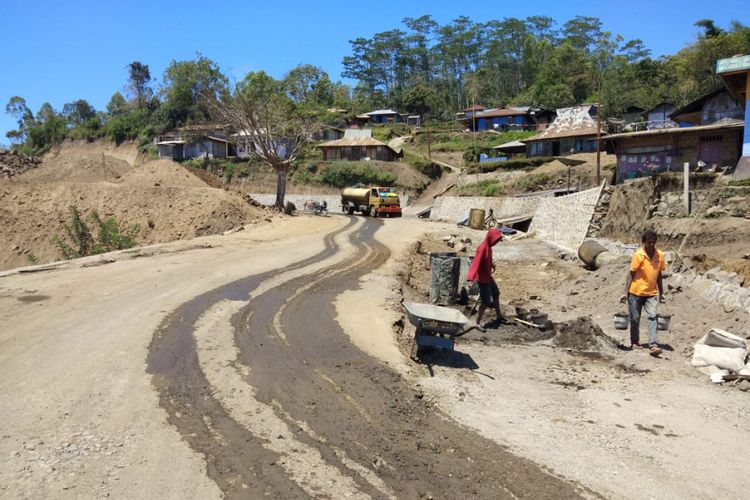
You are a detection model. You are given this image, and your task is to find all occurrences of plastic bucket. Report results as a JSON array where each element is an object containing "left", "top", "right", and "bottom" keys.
[
  {"left": 657, "top": 314, "right": 671, "bottom": 331},
  {"left": 613, "top": 313, "right": 628, "bottom": 330},
  {"left": 469, "top": 209, "right": 485, "bottom": 230}
]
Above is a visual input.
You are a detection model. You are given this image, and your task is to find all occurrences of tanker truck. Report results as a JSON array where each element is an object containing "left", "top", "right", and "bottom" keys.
[{"left": 341, "top": 186, "right": 402, "bottom": 217}]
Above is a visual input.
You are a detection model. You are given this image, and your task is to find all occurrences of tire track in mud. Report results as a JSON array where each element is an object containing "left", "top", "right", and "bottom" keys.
[
  {"left": 147, "top": 217, "right": 359, "bottom": 497},
  {"left": 149, "top": 218, "right": 591, "bottom": 499}
]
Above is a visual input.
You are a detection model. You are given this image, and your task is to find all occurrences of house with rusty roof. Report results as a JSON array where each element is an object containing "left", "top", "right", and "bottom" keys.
[
  {"left": 523, "top": 104, "right": 603, "bottom": 157},
  {"left": 317, "top": 129, "right": 403, "bottom": 162},
  {"left": 605, "top": 89, "right": 744, "bottom": 181}
]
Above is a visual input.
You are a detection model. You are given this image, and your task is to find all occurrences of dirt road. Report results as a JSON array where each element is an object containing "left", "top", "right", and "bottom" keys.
[{"left": 1, "top": 216, "right": 587, "bottom": 499}]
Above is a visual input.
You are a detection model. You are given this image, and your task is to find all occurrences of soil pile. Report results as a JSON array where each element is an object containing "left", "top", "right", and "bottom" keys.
[
  {"left": 21, "top": 141, "right": 139, "bottom": 183},
  {"left": 553, "top": 316, "right": 620, "bottom": 351},
  {"left": 1, "top": 140, "right": 267, "bottom": 271},
  {"left": 0, "top": 150, "right": 41, "bottom": 178}
]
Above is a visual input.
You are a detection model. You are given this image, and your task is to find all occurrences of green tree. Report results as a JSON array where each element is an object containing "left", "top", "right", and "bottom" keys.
[
  {"left": 211, "top": 72, "right": 318, "bottom": 209},
  {"left": 156, "top": 54, "right": 229, "bottom": 132},
  {"left": 106, "top": 92, "right": 128, "bottom": 116},
  {"left": 5, "top": 96, "right": 34, "bottom": 143},
  {"left": 127, "top": 61, "right": 153, "bottom": 110}
]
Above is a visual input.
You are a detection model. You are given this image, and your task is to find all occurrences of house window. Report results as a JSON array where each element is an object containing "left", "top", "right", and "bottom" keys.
[{"left": 699, "top": 135, "right": 721, "bottom": 142}]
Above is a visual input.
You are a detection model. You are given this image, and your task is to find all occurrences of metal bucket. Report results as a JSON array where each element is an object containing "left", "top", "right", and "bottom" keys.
[
  {"left": 613, "top": 313, "right": 628, "bottom": 330},
  {"left": 657, "top": 314, "right": 671, "bottom": 331},
  {"left": 469, "top": 209, "right": 485, "bottom": 230}
]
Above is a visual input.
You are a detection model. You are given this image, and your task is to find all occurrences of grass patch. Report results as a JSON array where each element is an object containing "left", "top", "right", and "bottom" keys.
[
  {"left": 403, "top": 150, "right": 445, "bottom": 179},
  {"left": 729, "top": 178, "right": 750, "bottom": 187},
  {"left": 456, "top": 180, "right": 506, "bottom": 197},
  {"left": 292, "top": 161, "right": 396, "bottom": 188},
  {"left": 466, "top": 156, "right": 555, "bottom": 173}
]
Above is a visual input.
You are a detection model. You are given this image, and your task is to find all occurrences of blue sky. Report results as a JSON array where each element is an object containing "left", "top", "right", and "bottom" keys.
[{"left": 1, "top": 0, "right": 747, "bottom": 146}]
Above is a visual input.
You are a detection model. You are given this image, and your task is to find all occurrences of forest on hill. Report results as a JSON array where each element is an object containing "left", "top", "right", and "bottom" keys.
[{"left": 5, "top": 15, "right": 750, "bottom": 157}]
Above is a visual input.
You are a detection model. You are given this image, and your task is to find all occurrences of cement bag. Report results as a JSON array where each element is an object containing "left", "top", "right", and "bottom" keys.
[
  {"left": 703, "top": 328, "right": 747, "bottom": 349},
  {"left": 740, "top": 362, "right": 750, "bottom": 377},
  {"left": 691, "top": 329, "right": 748, "bottom": 373}
]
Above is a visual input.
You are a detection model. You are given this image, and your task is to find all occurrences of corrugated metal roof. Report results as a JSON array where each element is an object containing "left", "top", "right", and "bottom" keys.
[
  {"left": 317, "top": 136, "right": 392, "bottom": 148},
  {"left": 476, "top": 107, "right": 527, "bottom": 118},
  {"left": 523, "top": 105, "right": 603, "bottom": 142},
  {"left": 492, "top": 140, "right": 526, "bottom": 150},
  {"left": 606, "top": 119, "right": 743, "bottom": 140},
  {"left": 366, "top": 109, "right": 399, "bottom": 115},
  {"left": 343, "top": 129, "right": 373, "bottom": 138}
]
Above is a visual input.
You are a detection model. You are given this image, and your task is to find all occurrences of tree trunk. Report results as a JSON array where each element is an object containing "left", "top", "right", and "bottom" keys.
[{"left": 275, "top": 167, "right": 288, "bottom": 209}]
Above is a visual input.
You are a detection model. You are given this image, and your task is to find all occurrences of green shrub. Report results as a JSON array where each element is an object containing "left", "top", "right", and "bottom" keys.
[
  {"left": 403, "top": 151, "right": 443, "bottom": 179},
  {"left": 54, "top": 205, "right": 139, "bottom": 260},
  {"left": 729, "top": 178, "right": 750, "bottom": 187}
]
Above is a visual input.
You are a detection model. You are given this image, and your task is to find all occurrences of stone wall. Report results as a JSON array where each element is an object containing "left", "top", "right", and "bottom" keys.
[
  {"left": 431, "top": 186, "right": 603, "bottom": 251},
  {"left": 671, "top": 268, "right": 750, "bottom": 315},
  {"left": 430, "top": 194, "right": 549, "bottom": 222},
  {"left": 528, "top": 186, "right": 604, "bottom": 251}
]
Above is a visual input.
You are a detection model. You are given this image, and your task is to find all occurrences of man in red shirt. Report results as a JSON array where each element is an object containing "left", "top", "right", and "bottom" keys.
[
  {"left": 621, "top": 229, "right": 666, "bottom": 355},
  {"left": 467, "top": 228, "right": 504, "bottom": 327}
]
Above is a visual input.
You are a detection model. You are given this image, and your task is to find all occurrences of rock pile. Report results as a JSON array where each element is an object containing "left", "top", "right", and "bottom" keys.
[{"left": 0, "top": 150, "right": 41, "bottom": 178}]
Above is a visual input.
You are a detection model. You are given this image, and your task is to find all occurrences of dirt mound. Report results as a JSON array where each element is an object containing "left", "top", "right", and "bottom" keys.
[
  {"left": 553, "top": 316, "right": 620, "bottom": 351},
  {"left": 0, "top": 179, "right": 265, "bottom": 271},
  {"left": 119, "top": 159, "right": 209, "bottom": 188},
  {"left": 19, "top": 140, "right": 144, "bottom": 183},
  {"left": 0, "top": 150, "right": 42, "bottom": 178}
]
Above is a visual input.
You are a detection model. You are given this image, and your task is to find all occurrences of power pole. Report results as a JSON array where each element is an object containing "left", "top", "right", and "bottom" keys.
[{"left": 596, "top": 78, "right": 602, "bottom": 185}]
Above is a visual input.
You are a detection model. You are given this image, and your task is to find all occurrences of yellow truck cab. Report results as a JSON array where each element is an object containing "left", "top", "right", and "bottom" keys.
[{"left": 341, "top": 186, "right": 402, "bottom": 217}]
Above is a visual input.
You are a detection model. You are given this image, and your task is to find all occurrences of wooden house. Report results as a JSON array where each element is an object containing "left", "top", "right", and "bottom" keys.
[
  {"left": 155, "top": 127, "right": 228, "bottom": 161},
  {"left": 642, "top": 103, "right": 678, "bottom": 130},
  {"left": 523, "top": 104, "right": 603, "bottom": 157},
  {"left": 606, "top": 89, "right": 744, "bottom": 181},
  {"left": 317, "top": 129, "right": 402, "bottom": 162}
]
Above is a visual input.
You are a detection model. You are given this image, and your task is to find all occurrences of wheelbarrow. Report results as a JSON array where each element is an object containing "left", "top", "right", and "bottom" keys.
[{"left": 402, "top": 302, "right": 485, "bottom": 360}]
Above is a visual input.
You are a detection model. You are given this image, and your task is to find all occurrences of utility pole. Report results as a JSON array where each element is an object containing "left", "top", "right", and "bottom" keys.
[
  {"left": 595, "top": 75, "right": 603, "bottom": 185},
  {"left": 426, "top": 113, "right": 431, "bottom": 159}
]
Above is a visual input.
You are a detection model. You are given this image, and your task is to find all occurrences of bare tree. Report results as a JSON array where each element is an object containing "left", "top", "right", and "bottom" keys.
[{"left": 209, "top": 85, "right": 317, "bottom": 209}]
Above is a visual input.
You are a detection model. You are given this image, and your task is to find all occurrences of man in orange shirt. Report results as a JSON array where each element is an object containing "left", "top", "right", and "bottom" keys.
[{"left": 621, "top": 229, "right": 666, "bottom": 355}]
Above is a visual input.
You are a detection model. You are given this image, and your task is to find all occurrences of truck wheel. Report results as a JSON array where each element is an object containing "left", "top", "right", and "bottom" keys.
[{"left": 347, "top": 207, "right": 355, "bottom": 215}]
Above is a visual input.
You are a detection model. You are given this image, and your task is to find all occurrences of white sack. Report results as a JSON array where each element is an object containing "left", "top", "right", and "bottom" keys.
[
  {"left": 703, "top": 328, "right": 747, "bottom": 349},
  {"left": 691, "top": 344, "right": 747, "bottom": 372}
]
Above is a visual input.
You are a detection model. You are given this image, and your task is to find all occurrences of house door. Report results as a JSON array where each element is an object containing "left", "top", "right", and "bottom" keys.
[
  {"left": 173, "top": 144, "right": 184, "bottom": 161},
  {"left": 552, "top": 141, "right": 560, "bottom": 156},
  {"left": 699, "top": 135, "right": 722, "bottom": 167}
]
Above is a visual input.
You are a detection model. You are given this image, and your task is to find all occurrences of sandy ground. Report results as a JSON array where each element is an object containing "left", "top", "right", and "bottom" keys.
[
  {"left": 1, "top": 215, "right": 749, "bottom": 498},
  {"left": 0, "top": 215, "right": 342, "bottom": 498},
  {"left": 392, "top": 227, "right": 750, "bottom": 499}
]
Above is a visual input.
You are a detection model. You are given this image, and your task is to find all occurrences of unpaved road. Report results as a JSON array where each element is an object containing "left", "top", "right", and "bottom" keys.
[{"left": 0, "top": 215, "right": 588, "bottom": 499}]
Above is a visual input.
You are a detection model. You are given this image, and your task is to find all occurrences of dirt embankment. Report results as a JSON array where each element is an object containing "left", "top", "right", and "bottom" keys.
[{"left": 1, "top": 140, "right": 267, "bottom": 271}]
